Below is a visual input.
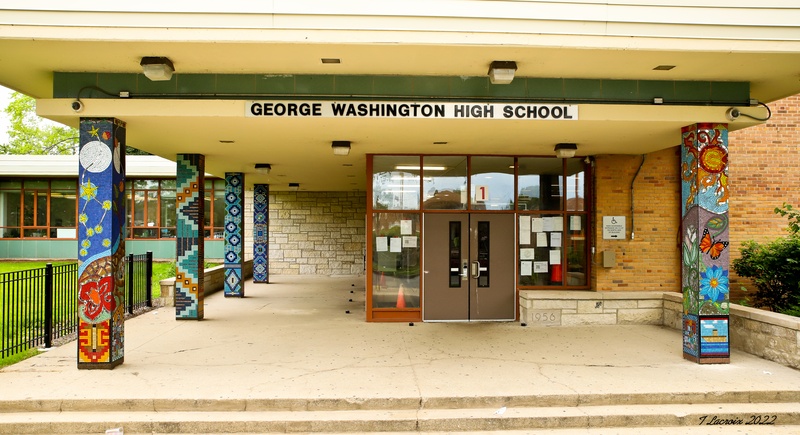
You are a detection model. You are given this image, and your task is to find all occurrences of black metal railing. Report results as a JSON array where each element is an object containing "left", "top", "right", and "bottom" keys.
[
  {"left": 127, "top": 252, "right": 153, "bottom": 315},
  {"left": 1, "top": 252, "right": 153, "bottom": 360}
]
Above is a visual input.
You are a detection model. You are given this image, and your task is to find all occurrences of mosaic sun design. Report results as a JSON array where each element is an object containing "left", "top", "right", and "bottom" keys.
[{"left": 682, "top": 126, "right": 729, "bottom": 212}]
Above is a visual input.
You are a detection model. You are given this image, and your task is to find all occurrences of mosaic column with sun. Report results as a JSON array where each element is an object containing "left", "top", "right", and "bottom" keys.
[
  {"left": 77, "top": 118, "right": 126, "bottom": 369},
  {"left": 680, "top": 123, "right": 730, "bottom": 364}
]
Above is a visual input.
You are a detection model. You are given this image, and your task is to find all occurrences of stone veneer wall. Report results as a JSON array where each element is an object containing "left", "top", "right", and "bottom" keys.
[
  {"left": 520, "top": 291, "right": 800, "bottom": 370},
  {"left": 265, "top": 191, "right": 366, "bottom": 276},
  {"left": 519, "top": 291, "right": 666, "bottom": 326}
]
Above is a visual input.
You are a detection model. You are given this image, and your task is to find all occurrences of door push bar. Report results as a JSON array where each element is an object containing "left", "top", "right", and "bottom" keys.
[{"left": 471, "top": 261, "right": 481, "bottom": 279}]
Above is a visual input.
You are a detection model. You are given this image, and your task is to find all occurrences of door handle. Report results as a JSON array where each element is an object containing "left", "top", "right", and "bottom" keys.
[{"left": 471, "top": 261, "right": 481, "bottom": 279}]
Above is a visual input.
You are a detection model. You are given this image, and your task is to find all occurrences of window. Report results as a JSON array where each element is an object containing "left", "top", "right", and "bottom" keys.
[
  {"left": 422, "top": 156, "right": 467, "bottom": 210},
  {"left": 1, "top": 176, "right": 225, "bottom": 241},
  {"left": 518, "top": 158, "right": 589, "bottom": 288},
  {"left": 370, "top": 154, "right": 591, "bottom": 293},
  {"left": 204, "top": 179, "right": 227, "bottom": 239},
  {"left": 372, "top": 156, "right": 421, "bottom": 210},
  {"left": 127, "top": 177, "right": 223, "bottom": 240},
  {"left": 49, "top": 180, "right": 77, "bottom": 238},
  {"left": 127, "top": 179, "right": 176, "bottom": 239},
  {"left": 471, "top": 156, "right": 514, "bottom": 210},
  {"left": 0, "top": 179, "right": 77, "bottom": 239},
  {"left": 0, "top": 180, "right": 22, "bottom": 238}
]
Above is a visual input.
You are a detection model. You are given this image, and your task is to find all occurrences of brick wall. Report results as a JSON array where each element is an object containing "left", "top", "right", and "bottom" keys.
[
  {"left": 265, "top": 191, "right": 366, "bottom": 276},
  {"left": 590, "top": 97, "right": 800, "bottom": 299},
  {"left": 593, "top": 148, "right": 682, "bottom": 292},
  {"left": 728, "top": 95, "right": 800, "bottom": 303}
]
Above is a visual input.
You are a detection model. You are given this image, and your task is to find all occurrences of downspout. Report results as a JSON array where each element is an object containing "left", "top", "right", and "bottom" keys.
[{"left": 630, "top": 155, "right": 646, "bottom": 240}]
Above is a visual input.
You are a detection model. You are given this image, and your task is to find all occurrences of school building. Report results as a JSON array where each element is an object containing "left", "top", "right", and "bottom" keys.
[{"left": 0, "top": 2, "right": 799, "bottom": 369}]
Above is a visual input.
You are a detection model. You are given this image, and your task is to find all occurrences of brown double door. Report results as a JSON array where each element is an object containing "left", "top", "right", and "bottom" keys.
[{"left": 422, "top": 213, "right": 516, "bottom": 321}]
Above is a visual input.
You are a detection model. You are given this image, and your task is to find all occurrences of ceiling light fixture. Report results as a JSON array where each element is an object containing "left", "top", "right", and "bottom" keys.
[
  {"left": 140, "top": 57, "right": 174, "bottom": 81},
  {"left": 554, "top": 143, "right": 578, "bottom": 159},
  {"left": 332, "top": 141, "right": 351, "bottom": 156},
  {"left": 653, "top": 65, "right": 676, "bottom": 71},
  {"left": 254, "top": 163, "right": 271, "bottom": 175},
  {"left": 488, "top": 60, "right": 517, "bottom": 84},
  {"left": 321, "top": 58, "right": 341, "bottom": 64},
  {"left": 289, "top": 183, "right": 300, "bottom": 191}
]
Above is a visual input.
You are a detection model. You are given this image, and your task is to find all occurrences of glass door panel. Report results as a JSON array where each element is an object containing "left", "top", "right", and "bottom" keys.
[
  {"left": 372, "top": 212, "right": 421, "bottom": 309},
  {"left": 566, "top": 214, "right": 588, "bottom": 286}
]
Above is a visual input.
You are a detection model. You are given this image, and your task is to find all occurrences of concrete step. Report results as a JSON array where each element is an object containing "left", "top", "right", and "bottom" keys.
[
  {"left": 1, "top": 402, "right": 798, "bottom": 434},
  {"left": 2, "top": 390, "right": 799, "bottom": 413},
  {"left": 156, "top": 429, "right": 800, "bottom": 435}
]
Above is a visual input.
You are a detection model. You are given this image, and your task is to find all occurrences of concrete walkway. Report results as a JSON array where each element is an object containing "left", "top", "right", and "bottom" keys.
[{"left": 1, "top": 275, "right": 799, "bottom": 433}]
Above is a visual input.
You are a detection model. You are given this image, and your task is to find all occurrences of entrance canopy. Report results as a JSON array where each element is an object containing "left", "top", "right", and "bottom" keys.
[{"left": 2, "top": 2, "right": 800, "bottom": 189}]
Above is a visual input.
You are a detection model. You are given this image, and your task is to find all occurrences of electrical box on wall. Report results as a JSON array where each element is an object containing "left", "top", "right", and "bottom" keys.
[{"left": 603, "top": 250, "right": 616, "bottom": 268}]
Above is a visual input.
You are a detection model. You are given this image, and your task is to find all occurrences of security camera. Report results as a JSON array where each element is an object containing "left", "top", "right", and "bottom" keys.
[
  {"left": 71, "top": 100, "right": 83, "bottom": 113},
  {"left": 725, "top": 107, "right": 740, "bottom": 121}
]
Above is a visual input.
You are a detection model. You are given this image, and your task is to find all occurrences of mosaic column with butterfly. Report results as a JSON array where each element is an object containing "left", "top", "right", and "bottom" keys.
[
  {"left": 681, "top": 123, "right": 730, "bottom": 364},
  {"left": 77, "top": 118, "right": 126, "bottom": 369}
]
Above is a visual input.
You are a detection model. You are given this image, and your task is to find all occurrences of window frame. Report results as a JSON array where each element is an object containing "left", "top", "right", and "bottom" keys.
[{"left": 0, "top": 178, "right": 79, "bottom": 240}]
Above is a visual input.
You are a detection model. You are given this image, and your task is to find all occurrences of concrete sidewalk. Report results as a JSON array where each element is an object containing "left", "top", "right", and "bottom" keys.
[{"left": 1, "top": 275, "right": 799, "bottom": 432}]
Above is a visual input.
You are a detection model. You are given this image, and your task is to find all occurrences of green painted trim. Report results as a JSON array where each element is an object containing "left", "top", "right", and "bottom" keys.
[{"left": 54, "top": 73, "right": 750, "bottom": 106}]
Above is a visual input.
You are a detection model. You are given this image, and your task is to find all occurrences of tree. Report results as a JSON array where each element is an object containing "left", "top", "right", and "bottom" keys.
[
  {"left": 0, "top": 92, "right": 151, "bottom": 156},
  {"left": 0, "top": 92, "right": 78, "bottom": 155},
  {"left": 732, "top": 203, "right": 800, "bottom": 316},
  {"left": 774, "top": 202, "right": 800, "bottom": 236}
]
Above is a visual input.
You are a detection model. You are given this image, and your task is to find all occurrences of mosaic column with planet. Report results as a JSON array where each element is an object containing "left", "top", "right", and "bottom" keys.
[{"left": 77, "top": 118, "right": 126, "bottom": 369}]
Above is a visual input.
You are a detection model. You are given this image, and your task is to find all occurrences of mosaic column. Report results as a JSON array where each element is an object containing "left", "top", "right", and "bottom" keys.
[
  {"left": 253, "top": 184, "right": 269, "bottom": 283},
  {"left": 681, "top": 123, "right": 730, "bottom": 364},
  {"left": 224, "top": 173, "right": 245, "bottom": 297},
  {"left": 176, "top": 154, "right": 205, "bottom": 320},
  {"left": 77, "top": 118, "right": 126, "bottom": 369}
]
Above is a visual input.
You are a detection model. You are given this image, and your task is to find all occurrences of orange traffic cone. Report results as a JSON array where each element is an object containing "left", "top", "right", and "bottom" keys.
[{"left": 396, "top": 284, "right": 406, "bottom": 308}]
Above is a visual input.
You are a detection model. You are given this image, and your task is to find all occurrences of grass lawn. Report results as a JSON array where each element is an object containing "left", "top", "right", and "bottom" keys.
[
  {"left": 0, "top": 348, "right": 40, "bottom": 370},
  {"left": 0, "top": 261, "right": 74, "bottom": 274}
]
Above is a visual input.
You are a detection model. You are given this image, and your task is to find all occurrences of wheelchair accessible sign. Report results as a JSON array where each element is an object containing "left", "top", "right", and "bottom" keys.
[{"left": 603, "top": 216, "right": 626, "bottom": 240}]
